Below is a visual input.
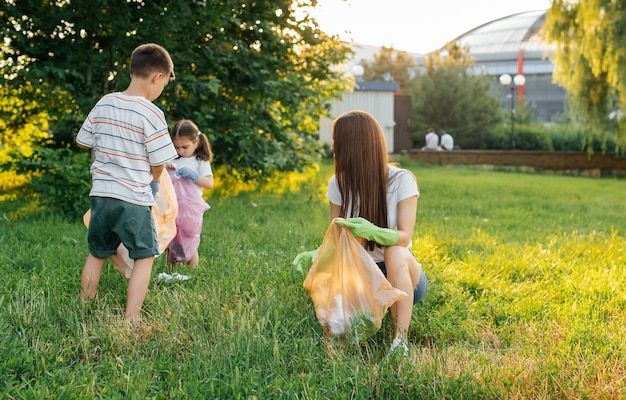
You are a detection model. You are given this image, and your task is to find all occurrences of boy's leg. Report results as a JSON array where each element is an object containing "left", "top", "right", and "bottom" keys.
[
  {"left": 117, "top": 200, "right": 158, "bottom": 321},
  {"left": 80, "top": 253, "right": 107, "bottom": 299},
  {"left": 126, "top": 256, "right": 154, "bottom": 321}
]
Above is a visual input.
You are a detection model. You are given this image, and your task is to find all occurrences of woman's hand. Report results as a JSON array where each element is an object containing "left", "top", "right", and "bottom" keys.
[
  {"left": 335, "top": 217, "right": 399, "bottom": 246},
  {"left": 292, "top": 248, "right": 319, "bottom": 273}
]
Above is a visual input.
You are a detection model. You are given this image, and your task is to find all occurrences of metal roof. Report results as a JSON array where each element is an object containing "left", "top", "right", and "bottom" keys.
[
  {"left": 353, "top": 80, "right": 400, "bottom": 92},
  {"left": 453, "top": 10, "right": 554, "bottom": 55}
]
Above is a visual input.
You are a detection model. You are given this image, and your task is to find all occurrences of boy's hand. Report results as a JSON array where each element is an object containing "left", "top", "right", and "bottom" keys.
[
  {"left": 176, "top": 167, "right": 200, "bottom": 182},
  {"left": 150, "top": 180, "right": 160, "bottom": 196},
  {"left": 335, "top": 217, "right": 399, "bottom": 246},
  {"left": 292, "top": 248, "right": 318, "bottom": 273}
]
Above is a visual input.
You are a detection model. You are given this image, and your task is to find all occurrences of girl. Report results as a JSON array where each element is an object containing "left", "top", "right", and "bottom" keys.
[
  {"left": 293, "top": 110, "right": 427, "bottom": 356},
  {"left": 166, "top": 119, "right": 214, "bottom": 269}
]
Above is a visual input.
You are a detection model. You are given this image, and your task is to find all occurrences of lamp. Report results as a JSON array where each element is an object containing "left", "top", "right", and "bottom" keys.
[
  {"left": 499, "top": 73, "right": 525, "bottom": 150},
  {"left": 352, "top": 65, "right": 364, "bottom": 90},
  {"left": 352, "top": 65, "right": 364, "bottom": 81}
]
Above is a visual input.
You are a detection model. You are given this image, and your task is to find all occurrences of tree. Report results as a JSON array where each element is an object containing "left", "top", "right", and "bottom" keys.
[
  {"left": 543, "top": 0, "right": 625, "bottom": 151},
  {"left": 1, "top": 0, "right": 352, "bottom": 177},
  {"left": 359, "top": 46, "right": 418, "bottom": 93},
  {"left": 410, "top": 42, "right": 500, "bottom": 148},
  {"left": 0, "top": 84, "right": 52, "bottom": 165}
]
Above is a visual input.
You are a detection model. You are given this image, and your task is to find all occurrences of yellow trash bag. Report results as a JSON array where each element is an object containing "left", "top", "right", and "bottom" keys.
[
  {"left": 83, "top": 172, "right": 178, "bottom": 278},
  {"left": 303, "top": 219, "right": 407, "bottom": 340}
]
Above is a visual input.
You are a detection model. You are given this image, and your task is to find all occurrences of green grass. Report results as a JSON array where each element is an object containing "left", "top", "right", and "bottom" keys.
[{"left": 1, "top": 158, "right": 625, "bottom": 399}]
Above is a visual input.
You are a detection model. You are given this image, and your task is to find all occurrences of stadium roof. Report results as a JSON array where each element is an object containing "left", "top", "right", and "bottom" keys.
[{"left": 452, "top": 10, "right": 553, "bottom": 55}]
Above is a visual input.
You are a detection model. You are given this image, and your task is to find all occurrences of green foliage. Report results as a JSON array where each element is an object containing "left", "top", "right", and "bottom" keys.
[
  {"left": 16, "top": 147, "right": 92, "bottom": 219},
  {"left": 484, "top": 123, "right": 563, "bottom": 151},
  {"left": 360, "top": 45, "right": 418, "bottom": 92},
  {"left": 410, "top": 42, "right": 500, "bottom": 147},
  {"left": 1, "top": 160, "right": 626, "bottom": 397},
  {"left": 512, "top": 125, "right": 553, "bottom": 151},
  {"left": 544, "top": 0, "right": 626, "bottom": 150},
  {"left": 482, "top": 125, "right": 511, "bottom": 150},
  {"left": 548, "top": 123, "right": 590, "bottom": 151},
  {"left": 358, "top": 43, "right": 500, "bottom": 149},
  {"left": 481, "top": 119, "right": 621, "bottom": 152},
  {"left": 1, "top": 0, "right": 352, "bottom": 177},
  {"left": 0, "top": 83, "right": 53, "bottom": 163}
]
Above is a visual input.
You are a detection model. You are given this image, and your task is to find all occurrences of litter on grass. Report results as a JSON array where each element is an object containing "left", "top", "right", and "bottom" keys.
[{"left": 156, "top": 272, "right": 190, "bottom": 283}]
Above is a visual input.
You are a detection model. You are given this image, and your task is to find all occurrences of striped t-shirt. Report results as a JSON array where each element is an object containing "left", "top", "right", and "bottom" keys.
[{"left": 76, "top": 92, "right": 178, "bottom": 206}]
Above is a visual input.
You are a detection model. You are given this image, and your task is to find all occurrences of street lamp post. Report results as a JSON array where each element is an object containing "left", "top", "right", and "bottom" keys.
[
  {"left": 352, "top": 64, "right": 364, "bottom": 90},
  {"left": 499, "top": 73, "right": 526, "bottom": 150}
]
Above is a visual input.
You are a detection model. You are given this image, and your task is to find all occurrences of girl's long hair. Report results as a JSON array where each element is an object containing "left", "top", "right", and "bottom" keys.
[
  {"left": 170, "top": 119, "right": 213, "bottom": 162},
  {"left": 332, "top": 110, "right": 389, "bottom": 250}
]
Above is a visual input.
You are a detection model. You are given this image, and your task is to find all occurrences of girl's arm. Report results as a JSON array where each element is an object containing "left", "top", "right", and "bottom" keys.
[
  {"left": 395, "top": 195, "right": 418, "bottom": 247},
  {"left": 196, "top": 175, "right": 214, "bottom": 190},
  {"left": 329, "top": 202, "right": 342, "bottom": 223},
  {"left": 195, "top": 160, "right": 214, "bottom": 189}
]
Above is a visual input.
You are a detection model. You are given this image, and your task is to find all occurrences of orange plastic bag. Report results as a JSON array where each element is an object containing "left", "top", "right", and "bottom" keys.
[
  {"left": 83, "top": 171, "right": 178, "bottom": 278},
  {"left": 303, "top": 219, "right": 407, "bottom": 340}
]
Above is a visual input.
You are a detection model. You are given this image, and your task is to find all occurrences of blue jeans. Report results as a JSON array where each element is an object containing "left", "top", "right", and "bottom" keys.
[{"left": 376, "top": 262, "right": 428, "bottom": 304}]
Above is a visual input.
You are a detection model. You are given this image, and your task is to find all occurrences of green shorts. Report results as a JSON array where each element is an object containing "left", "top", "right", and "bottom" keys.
[{"left": 87, "top": 196, "right": 158, "bottom": 260}]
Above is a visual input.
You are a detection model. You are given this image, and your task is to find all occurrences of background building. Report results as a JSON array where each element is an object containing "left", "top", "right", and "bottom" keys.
[
  {"left": 318, "top": 80, "right": 402, "bottom": 151},
  {"left": 450, "top": 9, "right": 566, "bottom": 122},
  {"left": 321, "top": 9, "right": 566, "bottom": 151},
  {"left": 347, "top": 10, "right": 566, "bottom": 122}
]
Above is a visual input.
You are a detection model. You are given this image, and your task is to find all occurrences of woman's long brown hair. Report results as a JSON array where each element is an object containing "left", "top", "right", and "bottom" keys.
[{"left": 332, "top": 110, "right": 389, "bottom": 250}]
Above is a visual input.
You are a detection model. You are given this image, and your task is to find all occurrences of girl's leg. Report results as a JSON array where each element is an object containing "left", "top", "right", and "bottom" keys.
[
  {"left": 189, "top": 251, "right": 199, "bottom": 269},
  {"left": 383, "top": 246, "right": 421, "bottom": 340}
]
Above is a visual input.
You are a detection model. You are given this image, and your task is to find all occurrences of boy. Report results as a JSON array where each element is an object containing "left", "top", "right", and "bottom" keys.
[{"left": 76, "top": 43, "right": 178, "bottom": 322}]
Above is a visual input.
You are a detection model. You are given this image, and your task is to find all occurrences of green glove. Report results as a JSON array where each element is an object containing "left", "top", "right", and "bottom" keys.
[
  {"left": 292, "top": 248, "right": 319, "bottom": 273},
  {"left": 336, "top": 217, "right": 399, "bottom": 246}
]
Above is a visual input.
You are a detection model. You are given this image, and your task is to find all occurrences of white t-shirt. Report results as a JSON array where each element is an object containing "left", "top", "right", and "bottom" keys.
[
  {"left": 326, "top": 165, "right": 420, "bottom": 262},
  {"left": 440, "top": 133, "right": 454, "bottom": 150},
  {"left": 424, "top": 132, "right": 439, "bottom": 149},
  {"left": 170, "top": 156, "right": 213, "bottom": 196}
]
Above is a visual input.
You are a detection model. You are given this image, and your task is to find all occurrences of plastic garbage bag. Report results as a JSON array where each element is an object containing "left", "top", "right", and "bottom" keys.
[
  {"left": 83, "top": 171, "right": 178, "bottom": 278},
  {"left": 303, "top": 218, "right": 407, "bottom": 340},
  {"left": 166, "top": 168, "right": 210, "bottom": 264}
]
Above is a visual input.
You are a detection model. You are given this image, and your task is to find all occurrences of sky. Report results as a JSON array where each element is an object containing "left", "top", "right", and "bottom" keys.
[{"left": 311, "top": 0, "right": 553, "bottom": 54}]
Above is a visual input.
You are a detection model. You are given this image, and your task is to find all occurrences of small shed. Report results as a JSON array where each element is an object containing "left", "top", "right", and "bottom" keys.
[{"left": 319, "top": 81, "right": 400, "bottom": 152}]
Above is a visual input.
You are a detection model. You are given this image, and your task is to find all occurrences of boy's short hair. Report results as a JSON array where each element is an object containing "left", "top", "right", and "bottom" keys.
[{"left": 129, "top": 43, "right": 174, "bottom": 80}]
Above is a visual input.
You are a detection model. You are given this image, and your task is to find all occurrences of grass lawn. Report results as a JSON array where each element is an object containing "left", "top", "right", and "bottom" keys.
[{"left": 1, "top": 158, "right": 625, "bottom": 399}]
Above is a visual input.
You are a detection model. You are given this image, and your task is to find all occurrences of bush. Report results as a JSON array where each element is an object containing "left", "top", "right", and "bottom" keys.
[
  {"left": 548, "top": 124, "right": 587, "bottom": 151},
  {"left": 513, "top": 124, "right": 553, "bottom": 150},
  {"left": 545, "top": 123, "right": 623, "bottom": 153},
  {"left": 17, "top": 147, "right": 92, "bottom": 219},
  {"left": 483, "top": 123, "right": 551, "bottom": 150},
  {"left": 481, "top": 125, "right": 510, "bottom": 150}
]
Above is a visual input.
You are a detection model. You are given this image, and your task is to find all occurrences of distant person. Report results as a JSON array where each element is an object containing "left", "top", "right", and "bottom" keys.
[
  {"left": 166, "top": 119, "right": 214, "bottom": 269},
  {"left": 77, "top": 43, "right": 178, "bottom": 323},
  {"left": 293, "top": 110, "right": 428, "bottom": 356},
  {"left": 439, "top": 130, "right": 454, "bottom": 151},
  {"left": 421, "top": 127, "right": 439, "bottom": 150}
]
